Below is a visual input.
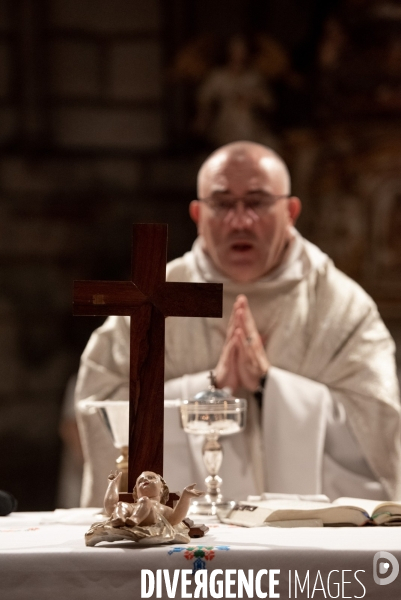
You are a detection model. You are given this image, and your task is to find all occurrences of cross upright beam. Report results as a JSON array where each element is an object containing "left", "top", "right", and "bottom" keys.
[{"left": 74, "top": 224, "right": 223, "bottom": 492}]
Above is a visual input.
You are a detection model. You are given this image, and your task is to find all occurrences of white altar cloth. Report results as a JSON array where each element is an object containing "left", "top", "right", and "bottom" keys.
[{"left": 1, "top": 509, "right": 401, "bottom": 599}]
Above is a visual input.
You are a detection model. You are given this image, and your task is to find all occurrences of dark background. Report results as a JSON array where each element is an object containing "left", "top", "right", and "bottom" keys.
[{"left": 1, "top": 0, "right": 401, "bottom": 510}]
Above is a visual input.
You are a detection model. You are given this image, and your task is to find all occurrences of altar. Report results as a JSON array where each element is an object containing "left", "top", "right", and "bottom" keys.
[{"left": 1, "top": 509, "right": 400, "bottom": 600}]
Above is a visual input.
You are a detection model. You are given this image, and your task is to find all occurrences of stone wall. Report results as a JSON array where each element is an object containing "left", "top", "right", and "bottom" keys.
[
  {"left": 0, "top": 142, "right": 208, "bottom": 509},
  {"left": 0, "top": 0, "right": 201, "bottom": 510}
]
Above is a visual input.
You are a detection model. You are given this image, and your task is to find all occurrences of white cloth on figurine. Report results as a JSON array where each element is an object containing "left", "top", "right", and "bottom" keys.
[
  {"left": 75, "top": 231, "right": 401, "bottom": 507},
  {"left": 85, "top": 508, "right": 190, "bottom": 547},
  {"left": 196, "top": 67, "right": 275, "bottom": 147}
]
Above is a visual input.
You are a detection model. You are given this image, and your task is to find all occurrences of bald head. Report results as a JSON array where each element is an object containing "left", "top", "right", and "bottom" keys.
[
  {"left": 190, "top": 140, "right": 301, "bottom": 282},
  {"left": 197, "top": 141, "right": 291, "bottom": 199}
]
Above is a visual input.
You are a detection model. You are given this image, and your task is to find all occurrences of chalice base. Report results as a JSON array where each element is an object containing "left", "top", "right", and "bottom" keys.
[{"left": 188, "top": 493, "right": 236, "bottom": 516}]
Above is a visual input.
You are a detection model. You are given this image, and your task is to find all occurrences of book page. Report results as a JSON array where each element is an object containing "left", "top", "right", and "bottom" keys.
[
  {"left": 333, "top": 497, "right": 379, "bottom": 515},
  {"left": 220, "top": 500, "right": 370, "bottom": 527},
  {"left": 255, "top": 493, "right": 330, "bottom": 503},
  {"left": 333, "top": 497, "right": 401, "bottom": 517},
  {"left": 244, "top": 499, "right": 335, "bottom": 511}
]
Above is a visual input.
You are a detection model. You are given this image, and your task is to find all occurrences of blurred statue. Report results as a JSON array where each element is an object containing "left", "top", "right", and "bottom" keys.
[
  {"left": 316, "top": 2, "right": 401, "bottom": 118},
  {"left": 85, "top": 471, "right": 203, "bottom": 547},
  {"left": 170, "top": 33, "right": 294, "bottom": 148},
  {"left": 193, "top": 35, "right": 276, "bottom": 147}
]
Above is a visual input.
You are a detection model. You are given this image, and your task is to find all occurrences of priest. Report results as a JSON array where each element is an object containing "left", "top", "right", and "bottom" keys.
[{"left": 75, "top": 141, "right": 401, "bottom": 507}]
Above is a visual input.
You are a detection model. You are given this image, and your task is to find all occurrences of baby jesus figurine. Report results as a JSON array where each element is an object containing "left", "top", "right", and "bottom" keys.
[{"left": 85, "top": 470, "right": 204, "bottom": 547}]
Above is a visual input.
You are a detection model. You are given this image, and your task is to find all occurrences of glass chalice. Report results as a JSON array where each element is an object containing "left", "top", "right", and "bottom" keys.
[{"left": 180, "top": 383, "right": 247, "bottom": 515}]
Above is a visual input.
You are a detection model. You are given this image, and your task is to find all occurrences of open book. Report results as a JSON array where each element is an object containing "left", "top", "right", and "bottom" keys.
[{"left": 219, "top": 495, "right": 401, "bottom": 527}]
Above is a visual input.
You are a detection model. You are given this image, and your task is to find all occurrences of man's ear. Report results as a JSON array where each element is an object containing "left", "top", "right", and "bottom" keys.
[
  {"left": 288, "top": 197, "right": 301, "bottom": 225},
  {"left": 189, "top": 200, "right": 200, "bottom": 224}
]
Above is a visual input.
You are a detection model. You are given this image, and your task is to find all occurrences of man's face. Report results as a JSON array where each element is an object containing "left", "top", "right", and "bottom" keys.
[
  {"left": 191, "top": 150, "right": 301, "bottom": 282},
  {"left": 135, "top": 471, "right": 162, "bottom": 499}
]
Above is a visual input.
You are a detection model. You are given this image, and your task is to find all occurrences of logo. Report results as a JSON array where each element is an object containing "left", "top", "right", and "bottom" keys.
[{"left": 373, "top": 551, "right": 399, "bottom": 586}]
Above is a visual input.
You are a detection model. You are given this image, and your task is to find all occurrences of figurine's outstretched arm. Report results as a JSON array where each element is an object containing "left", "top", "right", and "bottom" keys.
[
  {"left": 167, "top": 484, "right": 204, "bottom": 526},
  {"left": 104, "top": 471, "right": 122, "bottom": 517}
]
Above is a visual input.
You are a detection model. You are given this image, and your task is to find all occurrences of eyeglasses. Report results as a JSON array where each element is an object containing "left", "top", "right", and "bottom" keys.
[{"left": 199, "top": 192, "right": 289, "bottom": 219}]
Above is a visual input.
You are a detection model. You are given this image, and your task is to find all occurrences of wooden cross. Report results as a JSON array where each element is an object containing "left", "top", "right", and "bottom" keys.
[{"left": 73, "top": 223, "right": 223, "bottom": 496}]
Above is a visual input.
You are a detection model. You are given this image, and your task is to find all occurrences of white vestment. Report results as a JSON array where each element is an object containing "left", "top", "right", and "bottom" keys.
[{"left": 75, "top": 232, "right": 401, "bottom": 507}]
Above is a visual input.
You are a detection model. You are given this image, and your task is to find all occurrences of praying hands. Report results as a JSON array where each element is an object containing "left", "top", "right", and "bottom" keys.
[{"left": 214, "top": 294, "right": 269, "bottom": 393}]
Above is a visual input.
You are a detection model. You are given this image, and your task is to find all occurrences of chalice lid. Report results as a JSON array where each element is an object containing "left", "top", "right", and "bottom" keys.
[{"left": 190, "top": 371, "right": 233, "bottom": 405}]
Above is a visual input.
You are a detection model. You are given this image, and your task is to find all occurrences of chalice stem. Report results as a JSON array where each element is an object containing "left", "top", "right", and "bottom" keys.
[{"left": 202, "top": 434, "right": 223, "bottom": 499}]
